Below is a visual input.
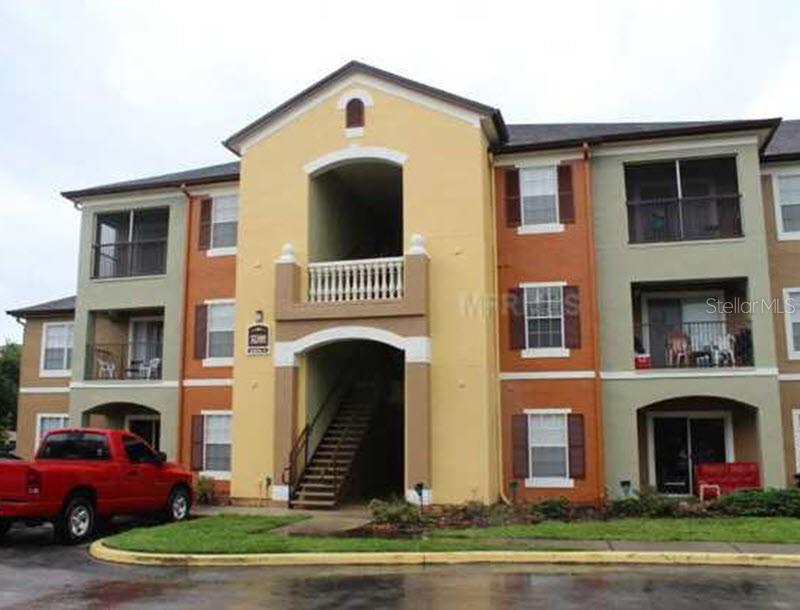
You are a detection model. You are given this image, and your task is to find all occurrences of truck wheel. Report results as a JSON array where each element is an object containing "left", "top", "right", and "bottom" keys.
[
  {"left": 55, "top": 496, "right": 95, "bottom": 544},
  {"left": 166, "top": 487, "right": 191, "bottom": 522}
]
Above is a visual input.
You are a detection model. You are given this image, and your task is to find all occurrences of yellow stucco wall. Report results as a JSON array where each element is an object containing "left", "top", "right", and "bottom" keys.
[{"left": 230, "top": 80, "right": 499, "bottom": 503}]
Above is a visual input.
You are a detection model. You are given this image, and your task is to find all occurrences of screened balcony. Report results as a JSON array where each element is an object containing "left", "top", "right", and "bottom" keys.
[
  {"left": 85, "top": 309, "right": 164, "bottom": 380},
  {"left": 92, "top": 208, "right": 169, "bottom": 279},
  {"left": 625, "top": 157, "right": 742, "bottom": 243}
]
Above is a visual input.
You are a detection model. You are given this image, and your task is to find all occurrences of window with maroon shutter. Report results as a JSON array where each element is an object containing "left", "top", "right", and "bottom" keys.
[
  {"left": 568, "top": 414, "right": 586, "bottom": 479},
  {"left": 199, "top": 198, "right": 212, "bottom": 250},
  {"left": 558, "top": 163, "right": 575, "bottom": 224},
  {"left": 511, "top": 414, "right": 529, "bottom": 479},
  {"left": 563, "top": 286, "right": 581, "bottom": 349},
  {"left": 504, "top": 168, "right": 521, "bottom": 227},
  {"left": 191, "top": 415, "right": 204, "bottom": 471},
  {"left": 194, "top": 304, "right": 208, "bottom": 359},
  {"left": 345, "top": 98, "right": 364, "bottom": 128},
  {"left": 508, "top": 287, "right": 526, "bottom": 350}
]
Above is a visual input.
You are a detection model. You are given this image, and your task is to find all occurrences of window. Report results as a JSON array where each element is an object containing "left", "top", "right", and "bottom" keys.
[
  {"left": 37, "top": 431, "right": 110, "bottom": 460},
  {"left": 523, "top": 284, "right": 565, "bottom": 355},
  {"left": 123, "top": 434, "right": 159, "bottom": 463},
  {"left": 528, "top": 412, "right": 569, "bottom": 484},
  {"left": 207, "top": 302, "right": 235, "bottom": 359},
  {"left": 203, "top": 413, "right": 232, "bottom": 475},
  {"left": 211, "top": 195, "right": 239, "bottom": 249},
  {"left": 784, "top": 288, "right": 800, "bottom": 359},
  {"left": 41, "top": 322, "right": 73, "bottom": 376},
  {"left": 775, "top": 174, "right": 800, "bottom": 239},
  {"left": 625, "top": 157, "right": 741, "bottom": 243},
  {"left": 520, "top": 166, "right": 558, "bottom": 229},
  {"left": 345, "top": 98, "right": 364, "bottom": 128},
  {"left": 36, "top": 414, "right": 69, "bottom": 448},
  {"left": 93, "top": 208, "right": 169, "bottom": 278}
]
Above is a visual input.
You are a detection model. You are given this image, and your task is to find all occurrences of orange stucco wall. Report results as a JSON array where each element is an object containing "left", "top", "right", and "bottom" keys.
[{"left": 494, "top": 160, "right": 604, "bottom": 503}]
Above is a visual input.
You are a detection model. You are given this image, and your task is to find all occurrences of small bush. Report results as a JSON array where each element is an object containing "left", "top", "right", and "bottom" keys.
[
  {"left": 533, "top": 497, "right": 571, "bottom": 521},
  {"left": 369, "top": 498, "right": 424, "bottom": 530},
  {"left": 195, "top": 476, "right": 216, "bottom": 505},
  {"left": 608, "top": 490, "right": 679, "bottom": 518},
  {"left": 711, "top": 488, "right": 800, "bottom": 517}
]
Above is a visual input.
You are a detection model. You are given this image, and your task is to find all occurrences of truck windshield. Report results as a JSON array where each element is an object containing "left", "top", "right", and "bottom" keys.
[{"left": 37, "top": 432, "right": 110, "bottom": 460}]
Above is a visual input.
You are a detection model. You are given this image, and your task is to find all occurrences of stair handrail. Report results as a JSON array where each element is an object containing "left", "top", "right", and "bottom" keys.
[{"left": 284, "top": 351, "right": 361, "bottom": 499}]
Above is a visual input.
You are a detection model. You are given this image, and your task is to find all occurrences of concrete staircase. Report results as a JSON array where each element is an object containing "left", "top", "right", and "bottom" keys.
[{"left": 289, "top": 385, "right": 375, "bottom": 509}]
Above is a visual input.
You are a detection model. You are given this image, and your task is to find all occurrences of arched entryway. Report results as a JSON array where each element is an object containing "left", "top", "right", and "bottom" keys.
[
  {"left": 82, "top": 402, "right": 162, "bottom": 451},
  {"left": 637, "top": 396, "right": 759, "bottom": 494},
  {"left": 303, "top": 340, "right": 405, "bottom": 504},
  {"left": 273, "top": 325, "right": 430, "bottom": 507}
]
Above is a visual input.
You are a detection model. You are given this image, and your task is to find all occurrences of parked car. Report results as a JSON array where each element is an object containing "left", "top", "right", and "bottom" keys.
[{"left": 0, "top": 428, "right": 193, "bottom": 543}]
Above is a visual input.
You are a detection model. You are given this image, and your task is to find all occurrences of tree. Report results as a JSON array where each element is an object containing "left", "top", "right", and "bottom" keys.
[{"left": 0, "top": 341, "right": 21, "bottom": 432}]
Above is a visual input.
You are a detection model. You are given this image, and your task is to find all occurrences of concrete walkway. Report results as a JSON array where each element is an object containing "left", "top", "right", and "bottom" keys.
[{"left": 191, "top": 504, "right": 372, "bottom": 536}]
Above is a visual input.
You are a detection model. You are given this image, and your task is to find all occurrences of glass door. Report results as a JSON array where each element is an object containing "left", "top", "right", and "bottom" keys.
[
  {"left": 129, "top": 319, "right": 163, "bottom": 379},
  {"left": 128, "top": 418, "right": 160, "bottom": 450},
  {"left": 653, "top": 415, "right": 727, "bottom": 494}
]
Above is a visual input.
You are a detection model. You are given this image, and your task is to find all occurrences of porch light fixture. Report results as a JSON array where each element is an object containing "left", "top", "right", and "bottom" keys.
[
  {"left": 255, "top": 310, "right": 264, "bottom": 323},
  {"left": 509, "top": 479, "right": 519, "bottom": 504},
  {"left": 414, "top": 482, "right": 425, "bottom": 514},
  {"left": 620, "top": 480, "right": 632, "bottom": 497}
]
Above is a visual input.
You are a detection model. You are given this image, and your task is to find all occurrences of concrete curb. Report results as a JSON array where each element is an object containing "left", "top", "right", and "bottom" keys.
[{"left": 89, "top": 540, "right": 800, "bottom": 568}]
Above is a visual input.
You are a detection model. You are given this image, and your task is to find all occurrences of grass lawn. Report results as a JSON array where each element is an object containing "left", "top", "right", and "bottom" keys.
[
  {"left": 102, "top": 515, "right": 521, "bottom": 554},
  {"left": 103, "top": 515, "right": 800, "bottom": 555},
  {"left": 433, "top": 517, "right": 800, "bottom": 544}
]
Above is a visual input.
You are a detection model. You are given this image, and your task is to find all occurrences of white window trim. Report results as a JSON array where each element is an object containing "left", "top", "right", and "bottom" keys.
[
  {"left": 517, "top": 165, "right": 563, "bottom": 235},
  {"left": 772, "top": 171, "right": 800, "bottom": 241},
  {"left": 201, "top": 410, "right": 232, "bottom": 480},
  {"left": 206, "top": 246, "right": 237, "bottom": 258},
  {"left": 793, "top": 409, "right": 800, "bottom": 475},
  {"left": 783, "top": 288, "right": 800, "bottom": 360},
  {"left": 523, "top": 408, "right": 573, "bottom": 489},
  {"left": 204, "top": 299, "right": 235, "bottom": 364},
  {"left": 520, "top": 281, "right": 570, "bottom": 359},
  {"left": 35, "top": 413, "right": 69, "bottom": 449},
  {"left": 39, "top": 322, "right": 74, "bottom": 378},
  {"left": 208, "top": 194, "right": 239, "bottom": 252}
]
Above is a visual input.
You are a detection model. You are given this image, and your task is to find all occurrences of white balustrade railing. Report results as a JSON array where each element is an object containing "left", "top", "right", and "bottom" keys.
[{"left": 307, "top": 257, "right": 404, "bottom": 303}]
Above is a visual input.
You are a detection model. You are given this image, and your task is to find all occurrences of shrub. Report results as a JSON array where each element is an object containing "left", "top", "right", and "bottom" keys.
[
  {"left": 533, "top": 497, "right": 571, "bottom": 521},
  {"left": 195, "top": 476, "right": 216, "bottom": 505},
  {"left": 711, "top": 488, "right": 800, "bottom": 517},
  {"left": 369, "top": 498, "right": 424, "bottom": 530},
  {"left": 608, "top": 490, "right": 679, "bottom": 518}
]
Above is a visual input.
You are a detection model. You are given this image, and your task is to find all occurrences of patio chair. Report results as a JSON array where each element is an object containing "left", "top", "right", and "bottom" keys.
[
  {"left": 665, "top": 331, "right": 690, "bottom": 367},
  {"left": 96, "top": 354, "right": 117, "bottom": 379}
]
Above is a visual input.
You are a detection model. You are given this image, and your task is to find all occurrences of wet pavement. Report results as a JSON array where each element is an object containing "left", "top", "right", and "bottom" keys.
[{"left": 3, "top": 523, "right": 800, "bottom": 609}]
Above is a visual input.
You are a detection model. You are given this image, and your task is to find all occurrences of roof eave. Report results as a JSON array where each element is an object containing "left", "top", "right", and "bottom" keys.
[
  {"left": 60, "top": 171, "right": 240, "bottom": 203},
  {"left": 493, "top": 118, "right": 783, "bottom": 156}
]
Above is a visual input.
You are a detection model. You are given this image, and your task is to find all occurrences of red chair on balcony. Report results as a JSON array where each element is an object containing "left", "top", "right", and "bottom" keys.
[{"left": 694, "top": 462, "right": 760, "bottom": 499}]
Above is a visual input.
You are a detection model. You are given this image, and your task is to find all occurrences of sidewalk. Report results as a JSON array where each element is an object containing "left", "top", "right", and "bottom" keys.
[{"left": 191, "top": 504, "right": 372, "bottom": 535}]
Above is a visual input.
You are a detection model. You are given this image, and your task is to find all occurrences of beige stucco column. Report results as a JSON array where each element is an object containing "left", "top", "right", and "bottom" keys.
[
  {"left": 272, "top": 364, "right": 298, "bottom": 502},
  {"left": 405, "top": 361, "right": 431, "bottom": 504}
]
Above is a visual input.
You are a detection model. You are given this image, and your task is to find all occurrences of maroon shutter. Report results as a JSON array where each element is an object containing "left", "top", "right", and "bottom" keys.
[
  {"left": 504, "top": 168, "right": 521, "bottom": 228},
  {"left": 508, "top": 287, "right": 526, "bottom": 350},
  {"left": 346, "top": 99, "right": 364, "bottom": 128},
  {"left": 199, "top": 198, "right": 212, "bottom": 250},
  {"left": 511, "top": 414, "right": 529, "bottom": 479},
  {"left": 194, "top": 304, "right": 208, "bottom": 359},
  {"left": 568, "top": 414, "right": 586, "bottom": 479},
  {"left": 563, "top": 286, "right": 581, "bottom": 349},
  {"left": 191, "top": 415, "right": 204, "bottom": 471},
  {"left": 558, "top": 163, "right": 575, "bottom": 224}
]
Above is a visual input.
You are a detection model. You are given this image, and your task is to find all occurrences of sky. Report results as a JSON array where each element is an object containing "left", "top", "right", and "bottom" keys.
[{"left": 1, "top": 0, "right": 799, "bottom": 342}]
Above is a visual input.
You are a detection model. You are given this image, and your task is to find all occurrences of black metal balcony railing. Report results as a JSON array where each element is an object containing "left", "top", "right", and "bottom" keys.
[
  {"left": 92, "top": 240, "right": 167, "bottom": 279},
  {"left": 627, "top": 194, "right": 742, "bottom": 243},
  {"left": 634, "top": 320, "right": 753, "bottom": 368},
  {"left": 86, "top": 342, "right": 163, "bottom": 380}
]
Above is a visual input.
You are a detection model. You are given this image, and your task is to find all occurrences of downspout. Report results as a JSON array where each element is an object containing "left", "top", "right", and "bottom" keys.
[
  {"left": 177, "top": 183, "right": 193, "bottom": 464},
  {"left": 489, "top": 152, "right": 512, "bottom": 506},
  {"left": 582, "top": 142, "right": 606, "bottom": 503}
]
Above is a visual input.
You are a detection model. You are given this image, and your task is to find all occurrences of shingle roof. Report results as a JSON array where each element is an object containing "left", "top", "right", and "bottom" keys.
[
  {"left": 6, "top": 296, "right": 76, "bottom": 318},
  {"left": 498, "top": 119, "right": 782, "bottom": 154},
  {"left": 764, "top": 119, "right": 800, "bottom": 161},
  {"left": 61, "top": 161, "right": 240, "bottom": 201}
]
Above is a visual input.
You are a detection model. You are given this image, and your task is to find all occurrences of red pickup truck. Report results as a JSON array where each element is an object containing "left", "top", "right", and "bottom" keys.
[{"left": 0, "top": 428, "right": 193, "bottom": 543}]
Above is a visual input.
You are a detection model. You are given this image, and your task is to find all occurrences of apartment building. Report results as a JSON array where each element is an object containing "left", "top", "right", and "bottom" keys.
[{"left": 7, "top": 61, "right": 800, "bottom": 506}]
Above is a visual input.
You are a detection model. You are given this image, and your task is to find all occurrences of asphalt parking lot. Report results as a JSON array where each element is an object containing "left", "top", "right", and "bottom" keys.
[{"left": 3, "top": 522, "right": 800, "bottom": 609}]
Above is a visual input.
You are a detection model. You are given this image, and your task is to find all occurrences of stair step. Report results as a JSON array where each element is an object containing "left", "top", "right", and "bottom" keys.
[{"left": 290, "top": 499, "right": 337, "bottom": 509}]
